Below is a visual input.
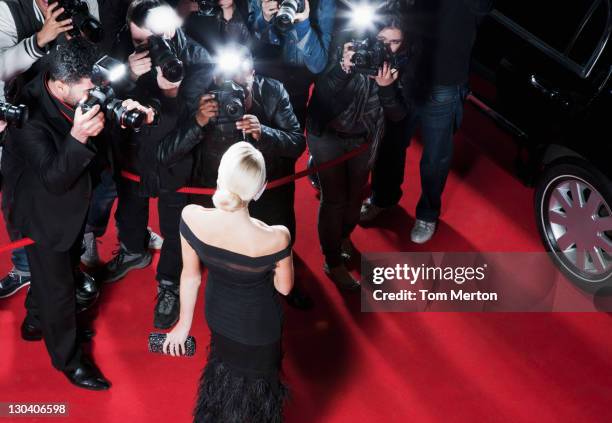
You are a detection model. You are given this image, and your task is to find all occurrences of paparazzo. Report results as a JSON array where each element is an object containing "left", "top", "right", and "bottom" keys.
[
  {"left": 156, "top": 45, "right": 304, "bottom": 262},
  {"left": 177, "top": 0, "right": 252, "bottom": 53},
  {"left": 0, "top": 39, "right": 153, "bottom": 390},
  {"left": 307, "top": 16, "right": 411, "bottom": 291},
  {"left": 103, "top": 0, "right": 214, "bottom": 329}
]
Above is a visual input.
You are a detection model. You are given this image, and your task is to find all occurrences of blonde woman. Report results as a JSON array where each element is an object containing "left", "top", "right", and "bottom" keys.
[{"left": 164, "top": 142, "right": 294, "bottom": 422}]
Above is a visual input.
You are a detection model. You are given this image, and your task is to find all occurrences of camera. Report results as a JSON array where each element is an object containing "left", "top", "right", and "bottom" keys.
[
  {"left": 0, "top": 102, "right": 28, "bottom": 128},
  {"left": 210, "top": 80, "right": 246, "bottom": 138},
  {"left": 274, "top": 0, "right": 305, "bottom": 32},
  {"left": 350, "top": 38, "right": 393, "bottom": 75},
  {"left": 137, "top": 35, "right": 184, "bottom": 83},
  {"left": 195, "top": 0, "right": 219, "bottom": 16},
  {"left": 79, "top": 56, "right": 150, "bottom": 130},
  {"left": 56, "top": 0, "right": 104, "bottom": 43}
]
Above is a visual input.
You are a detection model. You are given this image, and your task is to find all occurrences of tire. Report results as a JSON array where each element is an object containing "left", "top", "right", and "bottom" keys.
[{"left": 534, "top": 159, "right": 612, "bottom": 292}]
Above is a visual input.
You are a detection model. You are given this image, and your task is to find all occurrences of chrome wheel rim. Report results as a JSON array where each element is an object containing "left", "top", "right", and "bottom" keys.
[{"left": 543, "top": 175, "right": 612, "bottom": 282}]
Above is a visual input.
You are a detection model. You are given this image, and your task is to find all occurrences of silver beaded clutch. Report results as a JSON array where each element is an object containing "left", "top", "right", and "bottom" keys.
[{"left": 148, "top": 332, "right": 196, "bottom": 357}]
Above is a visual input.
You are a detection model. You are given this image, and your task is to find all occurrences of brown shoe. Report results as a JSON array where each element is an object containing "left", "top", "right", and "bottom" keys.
[{"left": 324, "top": 263, "right": 360, "bottom": 291}]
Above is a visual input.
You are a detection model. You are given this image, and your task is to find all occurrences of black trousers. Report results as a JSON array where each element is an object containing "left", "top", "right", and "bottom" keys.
[
  {"left": 115, "top": 179, "right": 188, "bottom": 288},
  {"left": 24, "top": 239, "right": 83, "bottom": 371}
]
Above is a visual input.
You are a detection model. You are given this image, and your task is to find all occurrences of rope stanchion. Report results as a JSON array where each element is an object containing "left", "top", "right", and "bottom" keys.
[{"left": 1, "top": 143, "right": 370, "bottom": 253}]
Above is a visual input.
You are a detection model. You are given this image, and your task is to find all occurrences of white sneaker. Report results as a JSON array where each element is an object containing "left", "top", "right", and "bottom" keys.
[
  {"left": 81, "top": 232, "right": 101, "bottom": 267},
  {"left": 410, "top": 219, "right": 437, "bottom": 244},
  {"left": 360, "top": 197, "right": 385, "bottom": 223},
  {"left": 148, "top": 228, "right": 164, "bottom": 250}
]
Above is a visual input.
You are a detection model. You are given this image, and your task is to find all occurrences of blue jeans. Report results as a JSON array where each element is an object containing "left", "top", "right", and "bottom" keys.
[{"left": 371, "top": 84, "right": 468, "bottom": 222}]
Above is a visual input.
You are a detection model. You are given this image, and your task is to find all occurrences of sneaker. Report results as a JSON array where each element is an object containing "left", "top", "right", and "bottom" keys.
[
  {"left": 360, "top": 197, "right": 385, "bottom": 223},
  {"left": 340, "top": 238, "right": 354, "bottom": 261},
  {"left": 0, "top": 269, "right": 31, "bottom": 298},
  {"left": 102, "top": 246, "right": 152, "bottom": 283},
  {"left": 154, "top": 286, "right": 179, "bottom": 329},
  {"left": 323, "top": 263, "right": 360, "bottom": 291},
  {"left": 75, "top": 270, "right": 99, "bottom": 310},
  {"left": 147, "top": 228, "right": 164, "bottom": 250},
  {"left": 81, "top": 232, "right": 101, "bottom": 267},
  {"left": 410, "top": 219, "right": 437, "bottom": 244}
]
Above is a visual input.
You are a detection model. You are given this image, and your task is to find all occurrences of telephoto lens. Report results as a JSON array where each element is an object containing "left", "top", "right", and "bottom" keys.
[
  {"left": 0, "top": 102, "right": 29, "bottom": 128},
  {"left": 146, "top": 35, "right": 184, "bottom": 83},
  {"left": 79, "top": 86, "right": 148, "bottom": 130},
  {"left": 57, "top": 0, "right": 104, "bottom": 43},
  {"left": 274, "top": 0, "right": 304, "bottom": 31}
]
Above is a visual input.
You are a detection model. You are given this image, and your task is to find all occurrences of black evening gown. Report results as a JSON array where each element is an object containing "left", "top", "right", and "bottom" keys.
[{"left": 179, "top": 218, "right": 290, "bottom": 423}]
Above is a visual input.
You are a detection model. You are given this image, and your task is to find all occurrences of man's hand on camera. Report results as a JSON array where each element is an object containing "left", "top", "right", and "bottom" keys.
[
  {"left": 262, "top": 0, "right": 279, "bottom": 22},
  {"left": 71, "top": 103, "right": 105, "bottom": 144},
  {"left": 128, "top": 50, "right": 152, "bottom": 81},
  {"left": 120, "top": 99, "right": 156, "bottom": 128},
  {"left": 236, "top": 114, "right": 262, "bottom": 141},
  {"left": 36, "top": 3, "right": 73, "bottom": 48},
  {"left": 341, "top": 42, "right": 355, "bottom": 74},
  {"left": 195, "top": 94, "right": 219, "bottom": 127},
  {"left": 0, "top": 120, "right": 7, "bottom": 133},
  {"left": 294, "top": 0, "right": 310, "bottom": 23},
  {"left": 372, "top": 62, "right": 399, "bottom": 87},
  {"left": 156, "top": 67, "right": 182, "bottom": 98}
]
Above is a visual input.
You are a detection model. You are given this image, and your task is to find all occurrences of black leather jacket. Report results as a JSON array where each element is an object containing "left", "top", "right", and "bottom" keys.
[
  {"left": 157, "top": 75, "right": 305, "bottom": 188},
  {"left": 110, "top": 26, "right": 214, "bottom": 195}
]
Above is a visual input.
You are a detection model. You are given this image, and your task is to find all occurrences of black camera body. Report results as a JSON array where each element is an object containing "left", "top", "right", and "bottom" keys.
[
  {"left": 79, "top": 85, "right": 147, "bottom": 130},
  {"left": 0, "top": 102, "right": 28, "bottom": 128},
  {"left": 138, "top": 35, "right": 184, "bottom": 83},
  {"left": 56, "top": 0, "right": 104, "bottom": 43},
  {"left": 274, "top": 0, "right": 305, "bottom": 32},
  {"left": 350, "top": 38, "right": 394, "bottom": 76},
  {"left": 210, "top": 80, "right": 246, "bottom": 139},
  {"left": 195, "top": 0, "right": 219, "bottom": 16}
]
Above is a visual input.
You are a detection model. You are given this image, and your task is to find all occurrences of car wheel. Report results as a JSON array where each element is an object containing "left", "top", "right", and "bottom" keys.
[{"left": 535, "top": 160, "right": 612, "bottom": 291}]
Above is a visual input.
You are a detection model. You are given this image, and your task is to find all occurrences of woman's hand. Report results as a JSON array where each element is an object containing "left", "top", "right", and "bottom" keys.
[
  {"left": 163, "top": 324, "right": 190, "bottom": 357},
  {"left": 341, "top": 42, "right": 355, "bottom": 74},
  {"left": 372, "top": 62, "right": 398, "bottom": 87}
]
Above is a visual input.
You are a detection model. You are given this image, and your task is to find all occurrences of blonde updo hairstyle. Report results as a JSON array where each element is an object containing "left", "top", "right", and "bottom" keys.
[{"left": 213, "top": 142, "right": 266, "bottom": 212}]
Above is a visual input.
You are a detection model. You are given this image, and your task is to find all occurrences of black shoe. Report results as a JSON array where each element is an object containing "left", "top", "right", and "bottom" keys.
[
  {"left": 63, "top": 359, "right": 111, "bottom": 391},
  {"left": 21, "top": 319, "right": 42, "bottom": 341},
  {"left": 284, "top": 287, "right": 314, "bottom": 310},
  {"left": 103, "top": 247, "right": 152, "bottom": 283},
  {"left": 154, "top": 287, "right": 179, "bottom": 329},
  {"left": 0, "top": 269, "right": 31, "bottom": 298},
  {"left": 75, "top": 271, "right": 99, "bottom": 311}
]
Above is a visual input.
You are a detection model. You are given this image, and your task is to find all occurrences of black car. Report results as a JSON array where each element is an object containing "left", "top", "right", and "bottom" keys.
[{"left": 470, "top": 0, "right": 611, "bottom": 290}]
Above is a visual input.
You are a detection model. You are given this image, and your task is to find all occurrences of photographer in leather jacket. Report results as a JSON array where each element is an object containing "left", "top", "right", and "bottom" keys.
[
  {"left": 102, "top": 0, "right": 214, "bottom": 330},
  {"left": 307, "top": 15, "right": 411, "bottom": 290}
]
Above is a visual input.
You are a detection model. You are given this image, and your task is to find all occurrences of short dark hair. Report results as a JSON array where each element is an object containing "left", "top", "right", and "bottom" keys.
[
  {"left": 49, "top": 39, "right": 99, "bottom": 84},
  {"left": 127, "top": 0, "right": 166, "bottom": 27}
]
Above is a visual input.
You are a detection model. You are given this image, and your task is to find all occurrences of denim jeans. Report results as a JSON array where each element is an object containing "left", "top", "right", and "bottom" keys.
[
  {"left": 371, "top": 84, "right": 468, "bottom": 222},
  {"left": 85, "top": 169, "right": 117, "bottom": 237},
  {"left": 308, "top": 130, "right": 371, "bottom": 267}
]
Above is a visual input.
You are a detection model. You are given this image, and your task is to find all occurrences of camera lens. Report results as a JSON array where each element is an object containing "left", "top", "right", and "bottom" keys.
[
  {"left": 120, "top": 110, "right": 146, "bottom": 129},
  {"left": 0, "top": 103, "right": 28, "bottom": 128},
  {"left": 161, "top": 59, "right": 184, "bottom": 83},
  {"left": 274, "top": 0, "right": 300, "bottom": 31},
  {"left": 80, "top": 18, "right": 104, "bottom": 43}
]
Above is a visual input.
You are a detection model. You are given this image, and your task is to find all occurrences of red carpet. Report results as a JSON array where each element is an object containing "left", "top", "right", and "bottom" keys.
[{"left": 1, "top": 104, "right": 611, "bottom": 423}]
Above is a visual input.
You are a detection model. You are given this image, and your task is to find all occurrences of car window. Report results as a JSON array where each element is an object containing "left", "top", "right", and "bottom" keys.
[
  {"left": 567, "top": 0, "right": 610, "bottom": 66},
  {"left": 495, "top": 0, "right": 598, "bottom": 53}
]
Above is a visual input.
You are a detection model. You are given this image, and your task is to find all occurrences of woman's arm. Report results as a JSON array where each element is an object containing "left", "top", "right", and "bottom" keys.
[
  {"left": 163, "top": 233, "right": 202, "bottom": 356},
  {"left": 273, "top": 227, "right": 294, "bottom": 295}
]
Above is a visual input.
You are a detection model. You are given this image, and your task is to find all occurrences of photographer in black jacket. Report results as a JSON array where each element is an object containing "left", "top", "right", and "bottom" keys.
[
  {"left": 155, "top": 43, "right": 304, "bottom": 268},
  {"left": 103, "top": 0, "right": 214, "bottom": 329},
  {"left": 177, "top": 0, "right": 252, "bottom": 52},
  {"left": 307, "top": 15, "right": 411, "bottom": 290},
  {"left": 0, "top": 39, "right": 153, "bottom": 389}
]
